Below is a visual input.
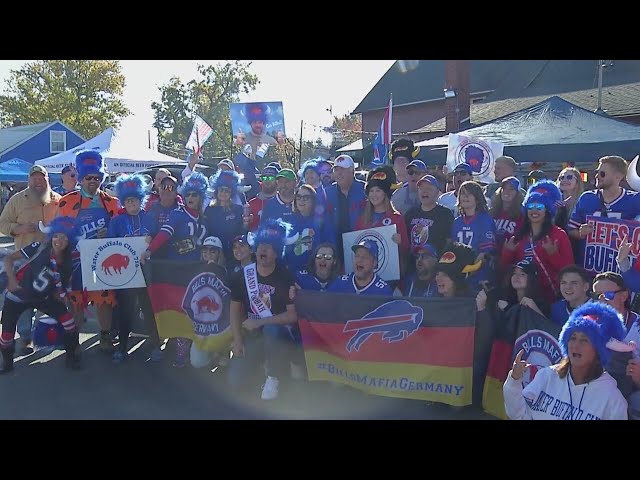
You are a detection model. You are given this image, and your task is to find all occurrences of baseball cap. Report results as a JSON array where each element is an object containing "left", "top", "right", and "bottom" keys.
[
  {"left": 453, "top": 163, "right": 473, "bottom": 175},
  {"left": 160, "top": 175, "right": 178, "bottom": 185},
  {"left": 202, "top": 236, "right": 223, "bottom": 249},
  {"left": 413, "top": 243, "right": 438, "bottom": 258},
  {"left": 232, "top": 234, "right": 248, "bottom": 245},
  {"left": 351, "top": 239, "right": 379, "bottom": 259},
  {"left": 513, "top": 259, "right": 537, "bottom": 277},
  {"left": 261, "top": 165, "right": 279, "bottom": 176},
  {"left": 276, "top": 169, "right": 297, "bottom": 181},
  {"left": 416, "top": 174, "right": 441, "bottom": 191},
  {"left": 333, "top": 155, "right": 355, "bottom": 169},
  {"left": 406, "top": 160, "right": 427, "bottom": 171},
  {"left": 61, "top": 165, "right": 76, "bottom": 175},
  {"left": 218, "top": 159, "right": 235, "bottom": 170},
  {"left": 29, "top": 165, "right": 48, "bottom": 176},
  {"left": 501, "top": 176, "right": 521, "bottom": 191}
]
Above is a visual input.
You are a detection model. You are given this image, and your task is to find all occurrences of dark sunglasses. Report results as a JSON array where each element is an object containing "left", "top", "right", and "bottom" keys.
[
  {"left": 526, "top": 202, "right": 546, "bottom": 210},
  {"left": 185, "top": 192, "right": 200, "bottom": 198},
  {"left": 160, "top": 184, "right": 176, "bottom": 191},
  {"left": 67, "top": 173, "right": 77, "bottom": 178},
  {"left": 558, "top": 174, "right": 575, "bottom": 181},
  {"left": 83, "top": 175, "right": 102, "bottom": 182},
  {"left": 593, "top": 289, "right": 624, "bottom": 301},
  {"left": 315, "top": 253, "right": 334, "bottom": 260},
  {"left": 260, "top": 175, "right": 276, "bottom": 182},
  {"left": 296, "top": 194, "right": 314, "bottom": 201}
]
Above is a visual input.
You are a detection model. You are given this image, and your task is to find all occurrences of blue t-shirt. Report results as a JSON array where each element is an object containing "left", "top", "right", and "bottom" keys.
[
  {"left": 203, "top": 203, "right": 244, "bottom": 261},
  {"left": 261, "top": 194, "right": 295, "bottom": 224},
  {"left": 107, "top": 210, "right": 157, "bottom": 238}
]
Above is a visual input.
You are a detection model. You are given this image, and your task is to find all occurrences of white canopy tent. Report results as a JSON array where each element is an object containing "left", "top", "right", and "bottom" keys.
[{"left": 35, "top": 127, "right": 185, "bottom": 173}]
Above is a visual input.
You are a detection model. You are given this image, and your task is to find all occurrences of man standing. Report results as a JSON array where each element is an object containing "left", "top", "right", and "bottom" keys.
[
  {"left": 392, "top": 159, "right": 427, "bottom": 216},
  {"left": 0, "top": 164, "right": 60, "bottom": 355},
  {"left": 402, "top": 244, "right": 439, "bottom": 297},
  {"left": 52, "top": 165, "right": 79, "bottom": 195},
  {"left": 227, "top": 219, "right": 299, "bottom": 400},
  {"left": 247, "top": 164, "right": 279, "bottom": 231},
  {"left": 389, "top": 138, "right": 420, "bottom": 185},
  {"left": 329, "top": 240, "right": 392, "bottom": 295},
  {"left": 438, "top": 162, "right": 473, "bottom": 215},
  {"left": 484, "top": 156, "right": 525, "bottom": 200},
  {"left": 324, "top": 155, "right": 367, "bottom": 265},
  {"left": 260, "top": 168, "right": 297, "bottom": 225},
  {"left": 56, "top": 150, "right": 119, "bottom": 352},
  {"left": 144, "top": 168, "right": 171, "bottom": 211}
]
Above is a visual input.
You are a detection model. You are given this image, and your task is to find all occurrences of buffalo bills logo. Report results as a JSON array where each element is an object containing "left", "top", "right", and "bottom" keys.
[
  {"left": 182, "top": 272, "right": 230, "bottom": 336},
  {"left": 343, "top": 300, "right": 423, "bottom": 352},
  {"left": 101, "top": 253, "right": 130, "bottom": 275},
  {"left": 513, "top": 329, "right": 562, "bottom": 387},
  {"left": 454, "top": 138, "right": 495, "bottom": 178}
]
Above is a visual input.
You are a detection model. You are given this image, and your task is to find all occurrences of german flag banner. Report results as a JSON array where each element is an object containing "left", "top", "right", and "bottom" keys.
[
  {"left": 482, "top": 305, "right": 562, "bottom": 419},
  {"left": 146, "top": 260, "right": 233, "bottom": 352},
  {"left": 296, "top": 291, "right": 476, "bottom": 406}
]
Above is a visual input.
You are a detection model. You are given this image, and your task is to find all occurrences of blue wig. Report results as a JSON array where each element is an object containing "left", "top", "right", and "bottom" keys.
[
  {"left": 75, "top": 149, "right": 106, "bottom": 181},
  {"left": 245, "top": 103, "right": 269, "bottom": 123},
  {"left": 39, "top": 216, "right": 77, "bottom": 243},
  {"left": 179, "top": 171, "right": 208, "bottom": 197},
  {"left": 114, "top": 174, "right": 151, "bottom": 206},
  {"left": 298, "top": 159, "right": 321, "bottom": 180},
  {"left": 247, "top": 218, "right": 299, "bottom": 259},
  {"left": 209, "top": 169, "right": 242, "bottom": 193},
  {"left": 522, "top": 179, "right": 563, "bottom": 217},
  {"left": 559, "top": 302, "right": 626, "bottom": 365}
]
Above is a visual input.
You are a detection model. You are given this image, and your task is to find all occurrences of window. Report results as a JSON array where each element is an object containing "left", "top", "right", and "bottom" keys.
[{"left": 50, "top": 131, "right": 66, "bottom": 153}]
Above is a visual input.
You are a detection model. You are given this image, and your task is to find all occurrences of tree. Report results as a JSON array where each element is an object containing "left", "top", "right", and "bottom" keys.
[
  {"left": 0, "top": 60, "right": 130, "bottom": 139},
  {"left": 152, "top": 61, "right": 259, "bottom": 160},
  {"left": 329, "top": 113, "right": 363, "bottom": 153}
]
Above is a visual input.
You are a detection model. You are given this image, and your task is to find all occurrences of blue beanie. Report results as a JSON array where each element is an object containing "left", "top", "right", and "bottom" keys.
[
  {"left": 114, "top": 174, "right": 150, "bottom": 205},
  {"left": 39, "top": 216, "right": 77, "bottom": 242},
  {"left": 75, "top": 150, "right": 106, "bottom": 181},
  {"left": 209, "top": 169, "right": 242, "bottom": 192},
  {"left": 559, "top": 302, "right": 627, "bottom": 365},
  {"left": 522, "top": 179, "right": 563, "bottom": 217}
]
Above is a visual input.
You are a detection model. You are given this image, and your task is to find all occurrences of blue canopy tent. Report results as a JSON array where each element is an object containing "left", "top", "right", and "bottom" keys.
[
  {"left": 0, "top": 157, "right": 32, "bottom": 182},
  {"left": 416, "top": 96, "right": 640, "bottom": 164}
]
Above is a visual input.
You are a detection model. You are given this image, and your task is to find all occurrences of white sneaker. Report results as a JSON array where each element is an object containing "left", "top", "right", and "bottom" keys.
[
  {"left": 290, "top": 362, "right": 305, "bottom": 381},
  {"left": 261, "top": 376, "right": 279, "bottom": 400}
]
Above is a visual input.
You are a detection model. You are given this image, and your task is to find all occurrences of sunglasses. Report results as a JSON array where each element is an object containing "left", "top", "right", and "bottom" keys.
[
  {"left": 526, "top": 202, "right": 546, "bottom": 210},
  {"left": 594, "top": 289, "right": 624, "bottom": 301},
  {"left": 67, "top": 173, "right": 77, "bottom": 178},
  {"left": 160, "top": 184, "right": 176, "bottom": 191},
  {"left": 315, "top": 253, "right": 334, "bottom": 260},
  {"left": 558, "top": 174, "right": 575, "bottom": 181},
  {"left": 296, "top": 194, "right": 313, "bottom": 201},
  {"left": 83, "top": 175, "right": 102, "bottom": 182},
  {"left": 185, "top": 192, "right": 200, "bottom": 198},
  {"left": 260, "top": 175, "right": 277, "bottom": 182}
]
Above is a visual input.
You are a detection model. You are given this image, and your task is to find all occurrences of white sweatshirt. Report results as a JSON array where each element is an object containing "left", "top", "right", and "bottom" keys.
[{"left": 503, "top": 365, "right": 628, "bottom": 420}]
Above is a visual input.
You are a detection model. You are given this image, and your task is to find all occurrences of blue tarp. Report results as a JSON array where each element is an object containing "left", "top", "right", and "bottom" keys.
[
  {"left": 0, "top": 157, "right": 32, "bottom": 182},
  {"left": 416, "top": 96, "right": 640, "bottom": 164}
]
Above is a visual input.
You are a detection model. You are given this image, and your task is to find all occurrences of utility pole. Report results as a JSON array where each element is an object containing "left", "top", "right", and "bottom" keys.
[
  {"left": 595, "top": 60, "right": 605, "bottom": 115},
  {"left": 148, "top": 130, "right": 151, "bottom": 149},
  {"left": 298, "top": 120, "right": 303, "bottom": 170}
]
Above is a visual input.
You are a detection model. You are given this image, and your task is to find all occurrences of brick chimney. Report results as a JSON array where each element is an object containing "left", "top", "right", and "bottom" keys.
[{"left": 444, "top": 60, "right": 470, "bottom": 134}]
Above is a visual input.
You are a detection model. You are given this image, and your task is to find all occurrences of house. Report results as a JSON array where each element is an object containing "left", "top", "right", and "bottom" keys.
[
  {"left": 353, "top": 60, "right": 640, "bottom": 143},
  {"left": 0, "top": 121, "right": 86, "bottom": 165}
]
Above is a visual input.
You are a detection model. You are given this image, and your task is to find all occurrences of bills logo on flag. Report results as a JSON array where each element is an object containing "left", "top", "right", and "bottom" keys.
[
  {"left": 185, "top": 115, "right": 214, "bottom": 154},
  {"left": 372, "top": 96, "right": 392, "bottom": 166},
  {"left": 446, "top": 133, "right": 504, "bottom": 184},
  {"left": 343, "top": 300, "right": 423, "bottom": 352}
]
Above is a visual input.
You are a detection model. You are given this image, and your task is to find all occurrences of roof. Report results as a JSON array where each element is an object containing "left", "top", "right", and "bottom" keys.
[
  {"left": 352, "top": 60, "right": 525, "bottom": 114},
  {"left": 414, "top": 96, "right": 640, "bottom": 164},
  {"left": 0, "top": 122, "right": 53, "bottom": 154},
  {"left": 410, "top": 82, "right": 640, "bottom": 135},
  {"left": 336, "top": 139, "right": 363, "bottom": 152},
  {"left": 354, "top": 60, "right": 640, "bottom": 115}
]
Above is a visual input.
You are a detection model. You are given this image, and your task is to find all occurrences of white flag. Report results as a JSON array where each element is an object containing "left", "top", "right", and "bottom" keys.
[
  {"left": 446, "top": 133, "right": 504, "bottom": 184},
  {"left": 185, "top": 115, "right": 213, "bottom": 154}
]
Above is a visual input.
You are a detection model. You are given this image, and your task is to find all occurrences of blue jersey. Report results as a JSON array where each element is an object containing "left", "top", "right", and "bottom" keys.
[
  {"left": 261, "top": 194, "right": 295, "bottom": 224},
  {"left": 295, "top": 269, "right": 333, "bottom": 292},
  {"left": 160, "top": 207, "right": 206, "bottom": 261},
  {"left": 327, "top": 273, "right": 392, "bottom": 296},
  {"left": 451, "top": 212, "right": 496, "bottom": 289},
  {"left": 550, "top": 299, "right": 593, "bottom": 326},
  {"left": 146, "top": 201, "right": 177, "bottom": 228},
  {"left": 568, "top": 189, "right": 640, "bottom": 230},
  {"left": 106, "top": 210, "right": 157, "bottom": 238},
  {"left": 285, "top": 213, "right": 336, "bottom": 273},
  {"left": 203, "top": 203, "right": 244, "bottom": 261}
]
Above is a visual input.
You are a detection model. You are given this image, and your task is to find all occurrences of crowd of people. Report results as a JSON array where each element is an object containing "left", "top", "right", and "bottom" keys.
[{"left": 2, "top": 137, "right": 640, "bottom": 420}]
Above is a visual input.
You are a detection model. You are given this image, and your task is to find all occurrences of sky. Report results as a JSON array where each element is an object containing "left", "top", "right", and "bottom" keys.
[{"left": 0, "top": 60, "right": 395, "bottom": 153}]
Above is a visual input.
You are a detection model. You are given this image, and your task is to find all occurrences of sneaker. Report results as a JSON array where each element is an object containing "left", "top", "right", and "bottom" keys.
[
  {"left": 99, "top": 336, "right": 115, "bottom": 353},
  {"left": 14, "top": 338, "right": 34, "bottom": 357},
  {"left": 150, "top": 347, "right": 164, "bottom": 362},
  {"left": 112, "top": 350, "right": 127, "bottom": 364},
  {"left": 290, "top": 362, "right": 306, "bottom": 381},
  {"left": 261, "top": 376, "right": 280, "bottom": 400}
]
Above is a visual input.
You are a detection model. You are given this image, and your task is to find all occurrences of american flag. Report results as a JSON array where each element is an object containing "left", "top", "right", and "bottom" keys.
[
  {"left": 185, "top": 115, "right": 213, "bottom": 154},
  {"left": 372, "top": 96, "right": 392, "bottom": 166}
]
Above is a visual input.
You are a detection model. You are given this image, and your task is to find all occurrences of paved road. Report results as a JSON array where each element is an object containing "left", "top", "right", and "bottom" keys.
[{"left": 0, "top": 236, "right": 495, "bottom": 420}]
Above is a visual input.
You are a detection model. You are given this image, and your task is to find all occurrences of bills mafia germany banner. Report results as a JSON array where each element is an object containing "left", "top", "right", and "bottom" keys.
[
  {"left": 146, "top": 260, "right": 232, "bottom": 352},
  {"left": 296, "top": 291, "right": 476, "bottom": 406},
  {"left": 583, "top": 215, "right": 640, "bottom": 274},
  {"left": 482, "top": 305, "right": 562, "bottom": 419}
]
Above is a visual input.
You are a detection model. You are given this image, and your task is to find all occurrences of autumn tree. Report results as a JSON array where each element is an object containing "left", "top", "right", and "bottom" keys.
[
  {"left": 152, "top": 61, "right": 259, "bottom": 160},
  {"left": 329, "top": 113, "right": 363, "bottom": 152},
  {"left": 0, "top": 60, "right": 130, "bottom": 139}
]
